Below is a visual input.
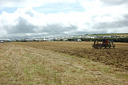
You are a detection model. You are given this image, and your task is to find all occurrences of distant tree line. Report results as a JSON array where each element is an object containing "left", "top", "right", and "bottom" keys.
[{"left": 12, "top": 37, "right": 128, "bottom": 43}]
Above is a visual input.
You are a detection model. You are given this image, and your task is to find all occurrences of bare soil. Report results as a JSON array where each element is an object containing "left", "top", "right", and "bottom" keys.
[
  {"left": 19, "top": 41, "right": 128, "bottom": 70},
  {"left": 0, "top": 42, "right": 128, "bottom": 85}
]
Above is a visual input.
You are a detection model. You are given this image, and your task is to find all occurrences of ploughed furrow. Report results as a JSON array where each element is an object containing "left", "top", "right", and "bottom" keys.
[
  {"left": 0, "top": 43, "right": 128, "bottom": 85},
  {"left": 19, "top": 42, "right": 128, "bottom": 71}
]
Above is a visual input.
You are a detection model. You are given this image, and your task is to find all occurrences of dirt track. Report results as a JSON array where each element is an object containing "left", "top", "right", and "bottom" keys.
[{"left": 0, "top": 42, "right": 128, "bottom": 85}]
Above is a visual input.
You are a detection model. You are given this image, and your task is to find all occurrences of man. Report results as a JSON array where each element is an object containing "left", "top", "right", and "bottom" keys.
[
  {"left": 102, "top": 38, "right": 106, "bottom": 45},
  {"left": 94, "top": 39, "right": 98, "bottom": 45},
  {"left": 106, "top": 39, "right": 109, "bottom": 45}
]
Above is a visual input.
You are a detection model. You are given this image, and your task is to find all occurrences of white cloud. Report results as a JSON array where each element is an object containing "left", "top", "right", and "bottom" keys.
[
  {"left": 0, "top": 0, "right": 128, "bottom": 38},
  {"left": 0, "top": 0, "right": 77, "bottom": 7},
  {"left": 0, "top": 8, "right": 80, "bottom": 38}
]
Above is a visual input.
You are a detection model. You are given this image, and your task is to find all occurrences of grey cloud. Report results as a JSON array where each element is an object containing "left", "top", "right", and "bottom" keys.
[
  {"left": 25, "top": 10, "right": 34, "bottom": 17},
  {"left": 124, "top": 14, "right": 128, "bottom": 18},
  {"left": 100, "top": 0, "right": 128, "bottom": 5},
  {"left": 92, "top": 19, "right": 128, "bottom": 30},
  {"left": 9, "top": 33, "right": 46, "bottom": 39},
  {"left": 41, "top": 24, "right": 78, "bottom": 35},
  {"left": 6, "top": 17, "right": 36, "bottom": 34},
  {"left": 2, "top": 16, "right": 78, "bottom": 38},
  {"left": 74, "top": 31, "right": 87, "bottom": 35},
  {"left": 73, "top": 30, "right": 108, "bottom": 35}
]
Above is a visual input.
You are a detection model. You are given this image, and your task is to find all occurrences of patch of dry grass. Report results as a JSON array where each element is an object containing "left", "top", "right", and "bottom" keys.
[
  {"left": 18, "top": 41, "right": 128, "bottom": 70},
  {"left": 0, "top": 42, "right": 128, "bottom": 85}
]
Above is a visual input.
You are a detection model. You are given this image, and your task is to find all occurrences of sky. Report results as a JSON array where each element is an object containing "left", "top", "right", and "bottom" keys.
[{"left": 0, "top": 0, "right": 128, "bottom": 39}]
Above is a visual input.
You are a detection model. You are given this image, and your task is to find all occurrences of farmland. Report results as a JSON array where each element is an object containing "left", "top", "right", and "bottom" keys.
[
  {"left": 20, "top": 41, "right": 128, "bottom": 70},
  {"left": 88, "top": 33, "right": 128, "bottom": 36},
  {"left": 0, "top": 42, "right": 128, "bottom": 85}
]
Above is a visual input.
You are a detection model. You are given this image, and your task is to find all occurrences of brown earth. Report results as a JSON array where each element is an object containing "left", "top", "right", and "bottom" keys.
[
  {"left": 19, "top": 41, "right": 128, "bottom": 71},
  {"left": 0, "top": 42, "right": 128, "bottom": 85}
]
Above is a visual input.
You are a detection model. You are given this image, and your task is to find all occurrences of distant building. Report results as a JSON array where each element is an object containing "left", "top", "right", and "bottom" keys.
[
  {"left": 111, "top": 36, "right": 120, "bottom": 38},
  {"left": 0, "top": 41, "right": 4, "bottom": 43},
  {"left": 0, "top": 39, "right": 12, "bottom": 42},
  {"left": 74, "top": 39, "right": 82, "bottom": 42},
  {"left": 103, "top": 36, "right": 111, "bottom": 38}
]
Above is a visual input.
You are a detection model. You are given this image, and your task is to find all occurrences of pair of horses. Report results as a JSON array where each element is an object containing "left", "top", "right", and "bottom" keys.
[{"left": 92, "top": 40, "right": 115, "bottom": 49}]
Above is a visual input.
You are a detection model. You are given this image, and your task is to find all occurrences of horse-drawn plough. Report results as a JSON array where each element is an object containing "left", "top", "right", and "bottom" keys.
[{"left": 92, "top": 40, "right": 116, "bottom": 49}]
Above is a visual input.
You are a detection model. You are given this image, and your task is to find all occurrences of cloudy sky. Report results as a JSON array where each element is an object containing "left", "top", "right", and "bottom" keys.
[{"left": 0, "top": 0, "right": 128, "bottom": 39}]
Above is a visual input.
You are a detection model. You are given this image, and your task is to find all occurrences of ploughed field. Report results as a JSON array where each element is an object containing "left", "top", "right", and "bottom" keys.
[
  {"left": 20, "top": 41, "right": 128, "bottom": 71},
  {"left": 0, "top": 42, "right": 128, "bottom": 85}
]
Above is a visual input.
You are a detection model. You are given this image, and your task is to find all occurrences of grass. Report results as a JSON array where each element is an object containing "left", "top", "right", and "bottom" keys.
[
  {"left": 0, "top": 42, "right": 128, "bottom": 85},
  {"left": 89, "top": 33, "right": 128, "bottom": 36},
  {"left": 18, "top": 41, "right": 128, "bottom": 71}
]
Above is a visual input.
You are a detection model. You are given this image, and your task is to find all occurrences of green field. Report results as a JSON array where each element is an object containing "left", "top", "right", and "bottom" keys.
[{"left": 86, "top": 33, "right": 128, "bottom": 36}]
